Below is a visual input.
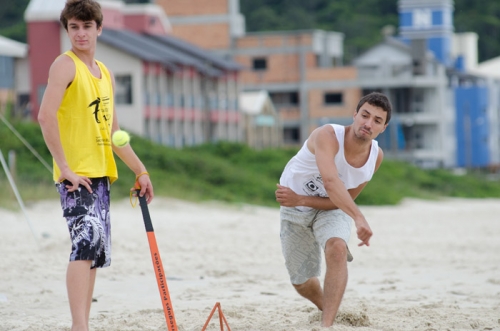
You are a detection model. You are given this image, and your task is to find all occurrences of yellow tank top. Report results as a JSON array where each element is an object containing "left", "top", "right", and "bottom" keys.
[{"left": 53, "top": 50, "right": 118, "bottom": 183}]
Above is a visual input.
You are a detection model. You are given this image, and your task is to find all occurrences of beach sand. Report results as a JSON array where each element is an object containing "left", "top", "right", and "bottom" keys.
[{"left": 1, "top": 197, "right": 499, "bottom": 331}]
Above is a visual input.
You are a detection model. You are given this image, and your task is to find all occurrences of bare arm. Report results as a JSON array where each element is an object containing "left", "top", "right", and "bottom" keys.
[
  {"left": 277, "top": 140, "right": 385, "bottom": 211},
  {"left": 312, "top": 126, "right": 372, "bottom": 246},
  {"left": 276, "top": 145, "right": 384, "bottom": 212},
  {"left": 38, "top": 55, "right": 93, "bottom": 193},
  {"left": 275, "top": 183, "right": 366, "bottom": 210},
  {"left": 108, "top": 71, "right": 154, "bottom": 203}
]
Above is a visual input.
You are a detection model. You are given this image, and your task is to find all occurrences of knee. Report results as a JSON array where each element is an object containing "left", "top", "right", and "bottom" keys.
[
  {"left": 292, "top": 277, "right": 316, "bottom": 292},
  {"left": 292, "top": 281, "right": 306, "bottom": 291},
  {"left": 324, "top": 238, "right": 347, "bottom": 263}
]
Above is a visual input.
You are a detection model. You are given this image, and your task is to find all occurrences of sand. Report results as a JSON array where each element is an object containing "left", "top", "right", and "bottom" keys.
[{"left": 1, "top": 197, "right": 499, "bottom": 331}]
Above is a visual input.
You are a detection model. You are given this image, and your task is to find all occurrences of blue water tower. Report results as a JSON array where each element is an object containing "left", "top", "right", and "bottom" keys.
[
  {"left": 455, "top": 86, "right": 490, "bottom": 168},
  {"left": 398, "top": 0, "right": 454, "bottom": 67}
]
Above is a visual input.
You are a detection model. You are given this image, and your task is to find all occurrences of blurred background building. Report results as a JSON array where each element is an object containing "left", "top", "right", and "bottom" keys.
[
  {"left": 3, "top": 0, "right": 499, "bottom": 168},
  {"left": 24, "top": 0, "right": 243, "bottom": 148},
  {"left": 0, "top": 35, "right": 29, "bottom": 116},
  {"left": 239, "top": 90, "right": 282, "bottom": 149},
  {"left": 156, "top": 0, "right": 500, "bottom": 169}
]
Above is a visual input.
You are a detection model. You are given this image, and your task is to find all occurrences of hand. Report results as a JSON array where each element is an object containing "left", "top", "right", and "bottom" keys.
[
  {"left": 275, "top": 184, "right": 302, "bottom": 207},
  {"left": 131, "top": 173, "right": 154, "bottom": 204},
  {"left": 353, "top": 216, "right": 372, "bottom": 247},
  {"left": 59, "top": 170, "right": 92, "bottom": 193}
]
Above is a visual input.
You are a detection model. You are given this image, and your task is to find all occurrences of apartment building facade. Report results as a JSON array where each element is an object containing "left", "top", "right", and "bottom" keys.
[
  {"left": 354, "top": 36, "right": 454, "bottom": 168},
  {"left": 356, "top": 0, "right": 500, "bottom": 168},
  {"left": 232, "top": 30, "right": 361, "bottom": 145},
  {"left": 155, "top": 0, "right": 362, "bottom": 146}
]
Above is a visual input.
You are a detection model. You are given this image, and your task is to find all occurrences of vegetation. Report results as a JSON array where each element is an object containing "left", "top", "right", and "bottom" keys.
[
  {"left": 240, "top": 0, "right": 500, "bottom": 63},
  {"left": 2, "top": 2, "right": 499, "bottom": 209},
  {"left": 0, "top": 0, "right": 29, "bottom": 42},
  {"left": 2, "top": 0, "right": 499, "bottom": 62},
  {"left": 1, "top": 118, "right": 500, "bottom": 210}
]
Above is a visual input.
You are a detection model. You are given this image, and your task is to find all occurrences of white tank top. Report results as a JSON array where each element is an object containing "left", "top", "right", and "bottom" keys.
[{"left": 279, "top": 124, "right": 379, "bottom": 211}]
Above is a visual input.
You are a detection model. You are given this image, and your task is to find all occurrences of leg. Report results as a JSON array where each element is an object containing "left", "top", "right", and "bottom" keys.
[
  {"left": 59, "top": 178, "right": 111, "bottom": 331},
  {"left": 280, "top": 208, "right": 323, "bottom": 307},
  {"left": 85, "top": 268, "right": 97, "bottom": 326},
  {"left": 66, "top": 260, "right": 93, "bottom": 331},
  {"left": 321, "top": 238, "right": 348, "bottom": 327},
  {"left": 292, "top": 277, "right": 323, "bottom": 310}
]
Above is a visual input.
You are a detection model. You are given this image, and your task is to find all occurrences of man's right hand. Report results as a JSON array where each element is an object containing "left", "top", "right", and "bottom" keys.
[
  {"left": 275, "top": 184, "right": 302, "bottom": 207},
  {"left": 354, "top": 216, "right": 373, "bottom": 247},
  {"left": 59, "top": 169, "right": 92, "bottom": 193}
]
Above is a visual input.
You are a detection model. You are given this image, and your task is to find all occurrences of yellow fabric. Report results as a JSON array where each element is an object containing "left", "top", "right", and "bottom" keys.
[{"left": 53, "top": 50, "right": 118, "bottom": 183}]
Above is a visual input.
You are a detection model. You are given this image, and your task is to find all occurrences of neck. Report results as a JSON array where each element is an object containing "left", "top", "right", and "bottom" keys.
[
  {"left": 344, "top": 125, "right": 372, "bottom": 153},
  {"left": 70, "top": 47, "right": 96, "bottom": 67}
]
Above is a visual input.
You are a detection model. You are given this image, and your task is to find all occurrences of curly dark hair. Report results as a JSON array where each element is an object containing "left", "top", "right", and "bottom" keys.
[
  {"left": 60, "top": 0, "right": 103, "bottom": 31},
  {"left": 356, "top": 92, "right": 392, "bottom": 124}
]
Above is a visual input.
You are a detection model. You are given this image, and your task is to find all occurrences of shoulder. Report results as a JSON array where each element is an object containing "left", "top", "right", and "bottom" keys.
[
  {"left": 52, "top": 53, "right": 75, "bottom": 71},
  {"left": 308, "top": 124, "right": 340, "bottom": 154},
  {"left": 313, "top": 124, "right": 338, "bottom": 142},
  {"left": 48, "top": 54, "right": 76, "bottom": 84}
]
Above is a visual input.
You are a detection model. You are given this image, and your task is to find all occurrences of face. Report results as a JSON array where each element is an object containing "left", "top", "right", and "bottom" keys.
[
  {"left": 352, "top": 102, "right": 388, "bottom": 141},
  {"left": 67, "top": 18, "right": 102, "bottom": 52}
]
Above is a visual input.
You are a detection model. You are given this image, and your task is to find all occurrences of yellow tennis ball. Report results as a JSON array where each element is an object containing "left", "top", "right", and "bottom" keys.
[{"left": 112, "top": 130, "right": 130, "bottom": 148}]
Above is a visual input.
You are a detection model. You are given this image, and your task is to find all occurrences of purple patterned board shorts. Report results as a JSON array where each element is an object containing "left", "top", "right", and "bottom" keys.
[{"left": 56, "top": 177, "right": 111, "bottom": 269}]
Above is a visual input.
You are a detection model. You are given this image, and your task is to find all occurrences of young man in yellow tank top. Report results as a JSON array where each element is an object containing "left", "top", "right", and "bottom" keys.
[{"left": 38, "top": 1, "right": 153, "bottom": 330}]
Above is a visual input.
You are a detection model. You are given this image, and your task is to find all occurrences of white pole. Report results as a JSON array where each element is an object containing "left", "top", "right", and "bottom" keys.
[{"left": 0, "top": 149, "right": 40, "bottom": 246}]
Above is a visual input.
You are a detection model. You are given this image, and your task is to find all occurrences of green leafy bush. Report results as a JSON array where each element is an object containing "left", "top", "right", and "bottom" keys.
[{"left": 1, "top": 119, "right": 500, "bottom": 210}]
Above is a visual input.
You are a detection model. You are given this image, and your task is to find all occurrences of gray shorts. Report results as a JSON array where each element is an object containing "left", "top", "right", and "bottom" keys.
[{"left": 280, "top": 206, "right": 352, "bottom": 285}]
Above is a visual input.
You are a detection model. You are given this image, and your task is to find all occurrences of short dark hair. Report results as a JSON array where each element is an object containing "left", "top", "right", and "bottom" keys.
[
  {"left": 60, "top": 0, "right": 103, "bottom": 31},
  {"left": 356, "top": 92, "right": 392, "bottom": 124}
]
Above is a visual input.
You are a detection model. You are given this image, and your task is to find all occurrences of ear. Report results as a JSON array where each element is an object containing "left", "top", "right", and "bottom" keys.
[{"left": 381, "top": 123, "right": 388, "bottom": 133}]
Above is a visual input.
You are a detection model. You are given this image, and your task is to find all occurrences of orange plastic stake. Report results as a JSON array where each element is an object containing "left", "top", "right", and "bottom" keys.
[{"left": 201, "top": 302, "right": 231, "bottom": 331}]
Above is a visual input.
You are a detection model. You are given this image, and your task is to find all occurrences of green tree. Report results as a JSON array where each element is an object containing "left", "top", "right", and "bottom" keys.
[
  {"left": 454, "top": 0, "right": 500, "bottom": 64},
  {"left": 240, "top": 0, "right": 499, "bottom": 63},
  {"left": 0, "top": 0, "right": 30, "bottom": 42},
  {"left": 1, "top": 0, "right": 499, "bottom": 63}
]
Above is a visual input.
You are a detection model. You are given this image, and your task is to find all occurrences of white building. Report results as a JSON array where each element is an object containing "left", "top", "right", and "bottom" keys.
[{"left": 0, "top": 35, "right": 29, "bottom": 115}]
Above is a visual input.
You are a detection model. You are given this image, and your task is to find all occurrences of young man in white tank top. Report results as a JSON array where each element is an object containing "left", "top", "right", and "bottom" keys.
[{"left": 276, "top": 92, "right": 392, "bottom": 327}]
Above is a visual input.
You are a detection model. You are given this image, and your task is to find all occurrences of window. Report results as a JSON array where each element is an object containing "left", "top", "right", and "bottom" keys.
[
  {"left": 284, "top": 127, "right": 300, "bottom": 144},
  {"left": 115, "top": 75, "right": 132, "bottom": 105},
  {"left": 0, "top": 56, "right": 12, "bottom": 88},
  {"left": 315, "top": 54, "right": 322, "bottom": 67},
  {"left": 269, "top": 92, "right": 299, "bottom": 106},
  {"left": 252, "top": 58, "right": 267, "bottom": 71},
  {"left": 324, "top": 92, "right": 343, "bottom": 105}
]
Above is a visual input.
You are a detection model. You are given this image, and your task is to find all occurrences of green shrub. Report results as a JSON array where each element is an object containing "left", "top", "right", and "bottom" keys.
[{"left": 1, "top": 119, "right": 500, "bottom": 210}]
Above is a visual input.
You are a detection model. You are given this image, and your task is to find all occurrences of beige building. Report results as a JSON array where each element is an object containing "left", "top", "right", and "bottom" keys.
[
  {"left": 239, "top": 90, "right": 282, "bottom": 148},
  {"left": 157, "top": 0, "right": 245, "bottom": 51},
  {"left": 234, "top": 30, "right": 360, "bottom": 144}
]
